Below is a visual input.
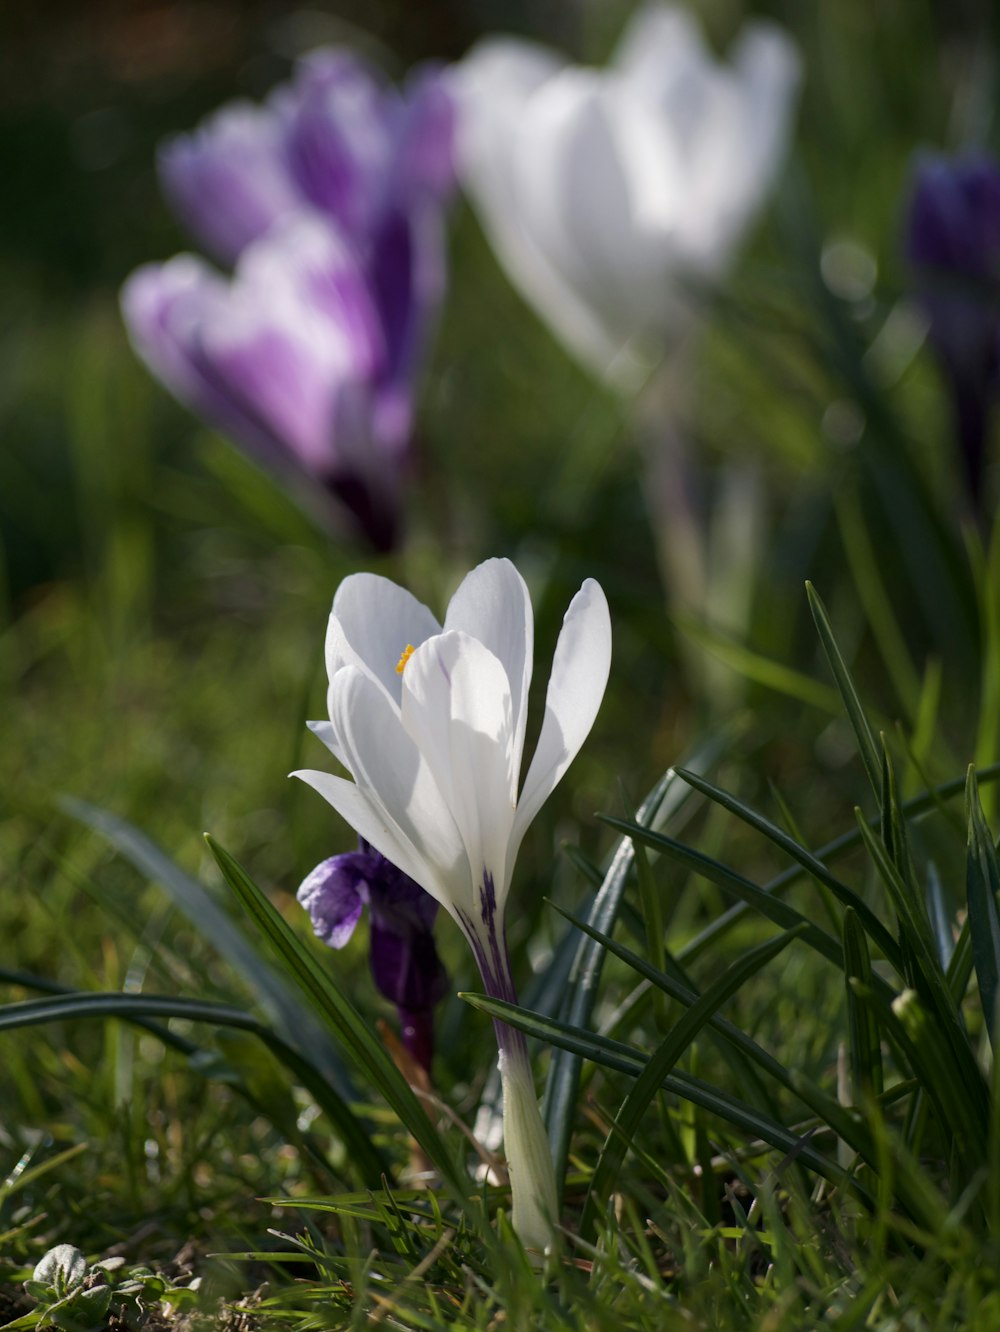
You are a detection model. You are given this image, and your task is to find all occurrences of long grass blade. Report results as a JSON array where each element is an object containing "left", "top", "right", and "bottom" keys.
[
  {"left": 204, "top": 835, "right": 467, "bottom": 1199},
  {"left": 805, "top": 581, "right": 881, "bottom": 802},
  {"left": 461, "top": 992, "right": 853, "bottom": 1195},
  {"left": 677, "top": 763, "right": 1000, "bottom": 968},
  {"left": 673, "top": 767, "right": 902, "bottom": 968},
  {"left": 579, "top": 927, "right": 804, "bottom": 1239},
  {"left": 598, "top": 814, "right": 846, "bottom": 971},
  {"left": 966, "top": 766, "right": 1000, "bottom": 1045},
  {"left": 843, "top": 908, "right": 883, "bottom": 1101},
  {"left": 61, "top": 796, "right": 354, "bottom": 1099},
  {"left": 544, "top": 766, "right": 675, "bottom": 1187},
  {"left": 0, "top": 990, "right": 387, "bottom": 1180}
]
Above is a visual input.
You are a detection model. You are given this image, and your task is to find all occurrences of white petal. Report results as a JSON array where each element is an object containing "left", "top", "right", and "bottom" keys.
[
  {"left": 306, "top": 718, "right": 346, "bottom": 766},
  {"left": 443, "top": 558, "right": 533, "bottom": 782},
  {"left": 291, "top": 767, "right": 432, "bottom": 895},
  {"left": 729, "top": 23, "right": 801, "bottom": 215},
  {"left": 453, "top": 40, "right": 630, "bottom": 378},
  {"left": 400, "top": 631, "right": 517, "bottom": 904},
  {"left": 510, "top": 580, "right": 611, "bottom": 861},
  {"left": 328, "top": 666, "right": 469, "bottom": 908},
  {"left": 613, "top": 4, "right": 710, "bottom": 94},
  {"left": 515, "top": 74, "right": 653, "bottom": 341},
  {"left": 326, "top": 574, "right": 441, "bottom": 707}
]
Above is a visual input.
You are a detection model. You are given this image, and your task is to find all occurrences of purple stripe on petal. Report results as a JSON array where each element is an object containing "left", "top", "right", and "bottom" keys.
[
  {"left": 393, "top": 65, "right": 456, "bottom": 205},
  {"left": 370, "top": 208, "right": 416, "bottom": 387},
  {"left": 280, "top": 50, "right": 394, "bottom": 238}
]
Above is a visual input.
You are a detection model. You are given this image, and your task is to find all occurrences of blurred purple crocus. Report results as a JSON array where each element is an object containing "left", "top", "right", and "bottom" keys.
[
  {"left": 298, "top": 838, "right": 449, "bottom": 1075},
  {"left": 122, "top": 50, "right": 454, "bottom": 551},
  {"left": 907, "top": 152, "right": 1000, "bottom": 512}
]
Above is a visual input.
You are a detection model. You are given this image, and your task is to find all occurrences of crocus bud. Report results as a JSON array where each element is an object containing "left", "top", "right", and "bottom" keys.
[{"left": 906, "top": 152, "right": 1000, "bottom": 511}]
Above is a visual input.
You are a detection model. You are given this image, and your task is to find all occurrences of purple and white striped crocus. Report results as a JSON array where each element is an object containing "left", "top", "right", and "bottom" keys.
[
  {"left": 123, "top": 215, "right": 408, "bottom": 550},
  {"left": 298, "top": 839, "right": 449, "bottom": 1075},
  {"left": 122, "top": 50, "right": 454, "bottom": 551},
  {"left": 906, "top": 152, "right": 1000, "bottom": 514},
  {"left": 293, "top": 557, "right": 612, "bottom": 1253}
]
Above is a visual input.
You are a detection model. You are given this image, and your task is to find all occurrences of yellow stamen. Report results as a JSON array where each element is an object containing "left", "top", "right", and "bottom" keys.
[{"left": 395, "top": 643, "right": 416, "bottom": 674}]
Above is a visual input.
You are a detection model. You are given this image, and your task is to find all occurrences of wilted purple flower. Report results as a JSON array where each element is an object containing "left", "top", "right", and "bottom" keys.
[
  {"left": 298, "top": 838, "right": 449, "bottom": 1074},
  {"left": 125, "top": 49, "right": 455, "bottom": 551},
  {"left": 907, "top": 152, "right": 1000, "bottom": 511}
]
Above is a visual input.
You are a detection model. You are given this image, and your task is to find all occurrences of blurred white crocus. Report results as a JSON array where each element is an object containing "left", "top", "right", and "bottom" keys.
[
  {"left": 453, "top": 3, "right": 800, "bottom": 382},
  {"left": 294, "top": 557, "right": 612, "bottom": 1252}
]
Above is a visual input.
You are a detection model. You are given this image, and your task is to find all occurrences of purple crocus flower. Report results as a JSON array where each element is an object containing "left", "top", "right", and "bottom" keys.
[
  {"left": 161, "top": 51, "right": 453, "bottom": 418},
  {"left": 122, "top": 215, "right": 405, "bottom": 549},
  {"left": 907, "top": 152, "right": 1000, "bottom": 512},
  {"left": 298, "top": 839, "right": 449, "bottom": 1074},
  {"left": 158, "top": 102, "right": 304, "bottom": 268},
  {"left": 126, "top": 49, "right": 455, "bottom": 551}
]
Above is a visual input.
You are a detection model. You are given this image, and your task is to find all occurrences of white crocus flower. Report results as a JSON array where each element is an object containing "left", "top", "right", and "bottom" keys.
[
  {"left": 294, "top": 557, "right": 612, "bottom": 1252},
  {"left": 453, "top": 3, "right": 800, "bottom": 383}
]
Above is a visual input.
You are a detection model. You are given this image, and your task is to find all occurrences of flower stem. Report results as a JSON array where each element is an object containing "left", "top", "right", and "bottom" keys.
[
  {"left": 497, "top": 1034, "right": 559, "bottom": 1255},
  {"left": 470, "top": 919, "right": 558, "bottom": 1255}
]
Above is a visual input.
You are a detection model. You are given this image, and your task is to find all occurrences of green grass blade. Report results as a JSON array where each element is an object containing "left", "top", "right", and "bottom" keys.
[
  {"left": 843, "top": 908, "right": 883, "bottom": 1101},
  {"left": 579, "top": 926, "right": 804, "bottom": 1240},
  {"left": 204, "top": 834, "right": 467, "bottom": 1199},
  {"left": 545, "top": 736, "right": 730, "bottom": 1192},
  {"left": 925, "top": 861, "right": 955, "bottom": 973},
  {"left": 461, "top": 992, "right": 854, "bottom": 1196},
  {"left": 834, "top": 484, "right": 922, "bottom": 724},
  {"left": 548, "top": 901, "right": 801, "bottom": 1098},
  {"left": 851, "top": 980, "right": 986, "bottom": 1165},
  {"left": 673, "top": 610, "right": 843, "bottom": 714},
  {"left": 598, "top": 813, "right": 847, "bottom": 971},
  {"left": 61, "top": 796, "right": 354, "bottom": 1100},
  {"left": 966, "top": 766, "right": 1000, "bottom": 1045},
  {"left": 677, "top": 762, "right": 1000, "bottom": 968},
  {"left": 0, "top": 990, "right": 388, "bottom": 1181},
  {"left": 674, "top": 766, "right": 902, "bottom": 969},
  {"left": 543, "top": 770, "right": 669, "bottom": 1184},
  {"left": 806, "top": 581, "right": 881, "bottom": 802},
  {"left": 976, "top": 527, "right": 1000, "bottom": 822},
  {"left": 853, "top": 814, "right": 985, "bottom": 1131}
]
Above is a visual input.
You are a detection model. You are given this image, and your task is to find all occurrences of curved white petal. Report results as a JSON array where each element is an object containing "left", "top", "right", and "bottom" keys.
[
  {"left": 729, "top": 23, "right": 801, "bottom": 219},
  {"left": 306, "top": 718, "right": 346, "bottom": 766},
  {"left": 454, "top": 7, "right": 798, "bottom": 380},
  {"left": 328, "top": 666, "right": 469, "bottom": 909},
  {"left": 612, "top": 3, "right": 709, "bottom": 91},
  {"left": 453, "top": 40, "right": 630, "bottom": 377},
  {"left": 400, "top": 631, "right": 517, "bottom": 906},
  {"left": 326, "top": 574, "right": 441, "bottom": 707},
  {"left": 443, "top": 558, "right": 534, "bottom": 781},
  {"left": 512, "top": 72, "right": 646, "bottom": 365},
  {"left": 510, "top": 579, "right": 611, "bottom": 863},
  {"left": 291, "top": 767, "right": 433, "bottom": 896}
]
